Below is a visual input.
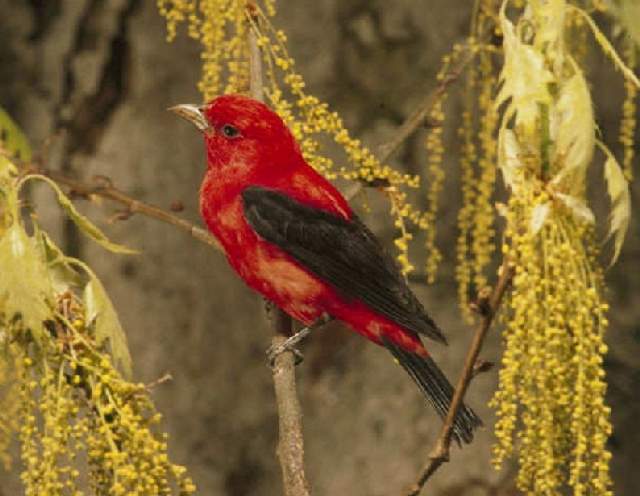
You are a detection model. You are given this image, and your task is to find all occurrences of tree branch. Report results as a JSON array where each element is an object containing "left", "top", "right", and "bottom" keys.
[
  {"left": 404, "top": 258, "right": 514, "bottom": 496},
  {"left": 345, "top": 42, "right": 476, "bottom": 201},
  {"left": 247, "top": 9, "right": 311, "bottom": 496},
  {"left": 377, "top": 44, "right": 476, "bottom": 164},
  {"left": 268, "top": 308, "right": 311, "bottom": 496},
  {"left": 28, "top": 166, "right": 220, "bottom": 250}
]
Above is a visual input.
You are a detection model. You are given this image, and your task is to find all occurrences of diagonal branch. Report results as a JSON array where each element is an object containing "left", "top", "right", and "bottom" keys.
[
  {"left": 345, "top": 42, "right": 476, "bottom": 201},
  {"left": 377, "top": 44, "right": 476, "bottom": 164},
  {"left": 29, "top": 166, "right": 220, "bottom": 250},
  {"left": 404, "top": 258, "right": 514, "bottom": 496}
]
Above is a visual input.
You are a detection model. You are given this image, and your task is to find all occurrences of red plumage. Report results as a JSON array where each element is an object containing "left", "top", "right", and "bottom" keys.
[
  {"left": 199, "top": 95, "right": 424, "bottom": 354},
  {"left": 175, "top": 94, "right": 481, "bottom": 443}
]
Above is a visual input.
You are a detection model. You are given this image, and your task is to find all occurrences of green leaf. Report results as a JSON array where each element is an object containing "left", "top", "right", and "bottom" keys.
[
  {"left": 555, "top": 193, "right": 595, "bottom": 224},
  {"left": 498, "top": 128, "right": 524, "bottom": 193},
  {"left": 603, "top": 155, "right": 631, "bottom": 265},
  {"left": 0, "top": 155, "right": 17, "bottom": 183},
  {"left": 496, "top": 7, "right": 554, "bottom": 136},
  {"left": 0, "top": 223, "right": 53, "bottom": 345},
  {"left": 36, "top": 229, "right": 84, "bottom": 293},
  {"left": 550, "top": 71, "right": 595, "bottom": 191},
  {"left": 19, "top": 174, "right": 138, "bottom": 254},
  {"left": 83, "top": 277, "right": 132, "bottom": 378},
  {"left": 0, "top": 107, "right": 32, "bottom": 163},
  {"left": 530, "top": 202, "right": 551, "bottom": 235}
]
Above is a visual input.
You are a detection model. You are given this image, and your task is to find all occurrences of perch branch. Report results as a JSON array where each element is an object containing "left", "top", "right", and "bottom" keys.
[
  {"left": 268, "top": 308, "right": 311, "bottom": 496},
  {"left": 404, "top": 258, "right": 514, "bottom": 496},
  {"left": 248, "top": 11, "right": 311, "bottom": 496}
]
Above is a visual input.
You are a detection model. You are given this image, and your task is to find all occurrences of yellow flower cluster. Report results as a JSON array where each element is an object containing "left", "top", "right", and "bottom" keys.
[
  {"left": 10, "top": 292, "right": 195, "bottom": 496},
  {"left": 0, "top": 158, "right": 195, "bottom": 495},
  {"left": 620, "top": 42, "right": 637, "bottom": 180},
  {"left": 455, "top": 3, "right": 500, "bottom": 321},
  {"left": 492, "top": 195, "right": 612, "bottom": 495},
  {"left": 421, "top": 46, "right": 468, "bottom": 283},
  {"left": 455, "top": 48, "right": 480, "bottom": 322},
  {"left": 470, "top": 50, "right": 499, "bottom": 294},
  {"left": 0, "top": 353, "right": 19, "bottom": 470},
  {"left": 487, "top": 0, "right": 637, "bottom": 493},
  {"left": 157, "top": 0, "right": 254, "bottom": 99}
]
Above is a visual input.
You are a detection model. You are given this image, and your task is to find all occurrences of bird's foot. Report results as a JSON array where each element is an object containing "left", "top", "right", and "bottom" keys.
[
  {"left": 266, "top": 340, "right": 305, "bottom": 367},
  {"left": 266, "top": 313, "right": 333, "bottom": 367}
]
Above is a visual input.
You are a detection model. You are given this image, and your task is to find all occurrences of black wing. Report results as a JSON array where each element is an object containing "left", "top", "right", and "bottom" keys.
[{"left": 241, "top": 186, "right": 446, "bottom": 344}]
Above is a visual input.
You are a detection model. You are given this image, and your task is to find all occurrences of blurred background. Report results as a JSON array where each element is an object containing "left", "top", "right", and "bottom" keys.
[{"left": 0, "top": 0, "right": 638, "bottom": 494}]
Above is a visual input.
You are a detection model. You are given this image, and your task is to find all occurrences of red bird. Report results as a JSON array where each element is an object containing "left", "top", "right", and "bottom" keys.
[{"left": 171, "top": 95, "right": 481, "bottom": 443}]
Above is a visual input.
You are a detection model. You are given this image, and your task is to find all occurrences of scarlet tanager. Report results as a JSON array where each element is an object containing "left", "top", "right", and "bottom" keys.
[{"left": 171, "top": 95, "right": 481, "bottom": 443}]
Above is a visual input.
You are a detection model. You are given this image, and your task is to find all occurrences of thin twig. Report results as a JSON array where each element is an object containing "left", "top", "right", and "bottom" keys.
[
  {"left": 248, "top": 10, "right": 311, "bottom": 496},
  {"left": 404, "top": 259, "right": 514, "bottom": 496},
  {"left": 346, "top": 43, "right": 476, "bottom": 201},
  {"left": 377, "top": 45, "right": 476, "bottom": 164},
  {"left": 32, "top": 167, "right": 220, "bottom": 250}
]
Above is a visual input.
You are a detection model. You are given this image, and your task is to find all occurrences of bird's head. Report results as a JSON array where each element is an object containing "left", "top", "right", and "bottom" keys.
[{"left": 170, "top": 94, "right": 299, "bottom": 179}]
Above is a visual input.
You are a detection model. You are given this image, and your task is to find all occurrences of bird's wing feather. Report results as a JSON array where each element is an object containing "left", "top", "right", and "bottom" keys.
[{"left": 241, "top": 185, "right": 446, "bottom": 344}]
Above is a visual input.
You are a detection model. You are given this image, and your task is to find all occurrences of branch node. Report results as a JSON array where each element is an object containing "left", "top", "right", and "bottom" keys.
[
  {"left": 92, "top": 174, "right": 114, "bottom": 189},
  {"left": 472, "top": 359, "right": 495, "bottom": 377},
  {"left": 470, "top": 286, "right": 492, "bottom": 317},
  {"left": 428, "top": 440, "right": 450, "bottom": 463},
  {"left": 107, "top": 209, "right": 134, "bottom": 223},
  {"left": 170, "top": 200, "right": 185, "bottom": 212}
]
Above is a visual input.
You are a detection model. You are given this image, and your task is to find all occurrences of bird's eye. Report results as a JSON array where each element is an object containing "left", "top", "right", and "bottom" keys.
[{"left": 221, "top": 124, "right": 240, "bottom": 138}]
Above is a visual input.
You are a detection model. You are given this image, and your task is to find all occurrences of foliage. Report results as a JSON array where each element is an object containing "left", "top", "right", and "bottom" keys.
[
  {"left": 487, "top": 1, "right": 637, "bottom": 494},
  {"left": 0, "top": 132, "right": 195, "bottom": 493},
  {"left": 0, "top": 108, "right": 32, "bottom": 163}
]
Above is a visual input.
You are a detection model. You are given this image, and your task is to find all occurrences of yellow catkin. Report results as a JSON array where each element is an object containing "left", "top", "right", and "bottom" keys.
[
  {"left": 489, "top": 2, "right": 617, "bottom": 494},
  {"left": 567, "top": 6, "right": 589, "bottom": 66},
  {"left": 0, "top": 353, "right": 19, "bottom": 470},
  {"left": 421, "top": 48, "right": 458, "bottom": 283},
  {"left": 470, "top": 49, "right": 498, "bottom": 292},
  {"left": 388, "top": 188, "right": 415, "bottom": 276},
  {"left": 158, "top": 0, "right": 251, "bottom": 100},
  {"left": 491, "top": 196, "right": 612, "bottom": 495},
  {"left": 5, "top": 292, "right": 197, "bottom": 496},
  {"left": 0, "top": 157, "right": 196, "bottom": 496},
  {"left": 620, "top": 41, "right": 637, "bottom": 181},
  {"left": 455, "top": 40, "right": 480, "bottom": 323}
]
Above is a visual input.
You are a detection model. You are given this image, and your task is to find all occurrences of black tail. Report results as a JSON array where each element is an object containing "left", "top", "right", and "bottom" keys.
[{"left": 383, "top": 338, "right": 482, "bottom": 444}]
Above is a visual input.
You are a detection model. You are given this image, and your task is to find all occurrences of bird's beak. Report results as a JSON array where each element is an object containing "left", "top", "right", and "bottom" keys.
[{"left": 168, "top": 104, "right": 210, "bottom": 132}]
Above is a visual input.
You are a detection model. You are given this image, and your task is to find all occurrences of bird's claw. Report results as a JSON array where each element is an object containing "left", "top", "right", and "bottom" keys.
[
  {"left": 266, "top": 342, "right": 304, "bottom": 367},
  {"left": 265, "top": 314, "right": 332, "bottom": 367}
]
